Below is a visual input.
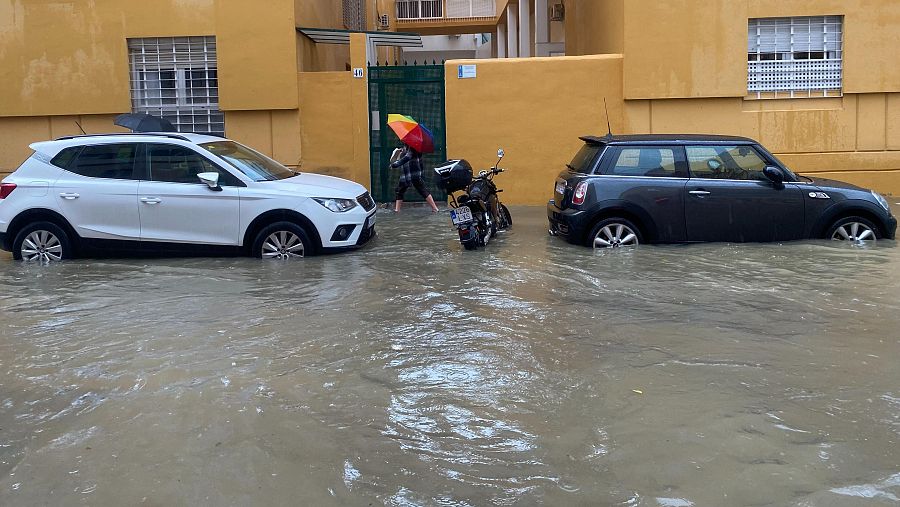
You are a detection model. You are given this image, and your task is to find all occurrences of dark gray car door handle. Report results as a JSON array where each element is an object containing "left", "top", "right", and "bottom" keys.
[{"left": 689, "top": 190, "right": 711, "bottom": 196}]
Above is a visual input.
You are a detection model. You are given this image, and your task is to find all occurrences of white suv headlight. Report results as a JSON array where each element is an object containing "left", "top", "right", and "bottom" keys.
[
  {"left": 872, "top": 190, "right": 890, "bottom": 211},
  {"left": 313, "top": 197, "right": 358, "bottom": 213}
]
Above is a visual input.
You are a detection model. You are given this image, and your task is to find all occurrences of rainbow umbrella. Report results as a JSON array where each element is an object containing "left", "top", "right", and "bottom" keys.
[{"left": 387, "top": 113, "right": 435, "bottom": 154}]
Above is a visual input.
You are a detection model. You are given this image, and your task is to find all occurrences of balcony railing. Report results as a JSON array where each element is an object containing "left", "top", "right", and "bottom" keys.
[
  {"left": 396, "top": 0, "right": 496, "bottom": 21},
  {"left": 396, "top": 0, "right": 442, "bottom": 20}
]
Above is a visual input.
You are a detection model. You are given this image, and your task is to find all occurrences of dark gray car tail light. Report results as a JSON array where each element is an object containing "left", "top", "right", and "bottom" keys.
[
  {"left": 0, "top": 183, "right": 16, "bottom": 199},
  {"left": 572, "top": 181, "right": 588, "bottom": 206}
]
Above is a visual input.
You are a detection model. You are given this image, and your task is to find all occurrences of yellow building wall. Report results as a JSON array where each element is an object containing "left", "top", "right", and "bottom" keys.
[
  {"left": 607, "top": 0, "right": 900, "bottom": 100},
  {"left": 0, "top": 0, "right": 300, "bottom": 117},
  {"left": 292, "top": 34, "right": 370, "bottom": 187},
  {"left": 295, "top": 0, "right": 352, "bottom": 72},
  {"left": 215, "top": 0, "right": 299, "bottom": 110},
  {"left": 0, "top": 0, "right": 214, "bottom": 117},
  {"left": 563, "top": 0, "right": 624, "bottom": 55},
  {"left": 0, "top": 0, "right": 353, "bottom": 177},
  {"left": 445, "top": 55, "right": 624, "bottom": 205},
  {"left": 296, "top": 73, "right": 355, "bottom": 178}
]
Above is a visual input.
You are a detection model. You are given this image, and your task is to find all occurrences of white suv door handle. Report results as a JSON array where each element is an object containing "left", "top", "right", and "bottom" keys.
[
  {"left": 689, "top": 190, "right": 711, "bottom": 196},
  {"left": 59, "top": 192, "right": 80, "bottom": 200},
  {"left": 140, "top": 197, "right": 162, "bottom": 205}
]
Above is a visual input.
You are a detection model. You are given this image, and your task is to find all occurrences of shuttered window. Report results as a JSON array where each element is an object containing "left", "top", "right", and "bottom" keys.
[
  {"left": 128, "top": 36, "right": 225, "bottom": 135},
  {"left": 343, "top": 0, "right": 366, "bottom": 30},
  {"left": 748, "top": 16, "right": 843, "bottom": 99}
]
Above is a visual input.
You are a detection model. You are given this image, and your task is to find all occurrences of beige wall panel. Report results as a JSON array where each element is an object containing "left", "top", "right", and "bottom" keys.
[
  {"left": 856, "top": 94, "right": 887, "bottom": 152},
  {"left": 0, "top": 117, "right": 50, "bottom": 174},
  {"left": 215, "top": 0, "right": 298, "bottom": 110},
  {"left": 564, "top": 0, "right": 624, "bottom": 55},
  {"left": 347, "top": 34, "right": 372, "bottom": 187},
  {"left": 77, "top": 115, "right": 129, "bottom": 137},
  {"left": 742, "top": 97, "right": 843, "bottom": 112},
  {"left": 649, "top": 98, "right": 745, "bottom": 136},
  {"left": 623, "top": 0, "right": 746, "bottom": 99},
  {"left": 887, "top": 93, "right": 900, "bottom": 151},
  {"left": 271, "top": 110, "right": 303, "bottom": 168},
  {"left": 779, "top": 150, "right": 900, "bottom": 194},
  {"left": 445, "top": 55, "right": 624, "bottom": 205},
  {"left": 224, "top": 110, "right": 274, "bottom": 157},
  {"left": 802, "top": 171, "right": 900, "bottom": 196},
  {"left": 49, "top": 116, "right": 89, "bottom": 139},
  {"left": 742, "top": 98, "right": 857, "bottom": 153},
  {"left": 623, "top": 100, "right": 651, "bottom": 133},
  {"left": 297, "top": 73, "right": 355, "bottom": 179},
  {"left": 0, "top": 114, "right": 130, "bottom": 175},
  {"left": 0, "top": 0, "right": 215, "bottom": 117},
  {"left": 780, "top": 150, "right": 900, "bottom": 174}
]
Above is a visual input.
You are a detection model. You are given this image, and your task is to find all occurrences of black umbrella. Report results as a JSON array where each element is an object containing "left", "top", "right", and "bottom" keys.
[{"left": 114, "top": 113, "right": 176, "bottom": 133}]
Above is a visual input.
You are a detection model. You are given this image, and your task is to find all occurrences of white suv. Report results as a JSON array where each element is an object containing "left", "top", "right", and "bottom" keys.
[{"left": 0, "top": 133, "right": 377, "bottom": 261}]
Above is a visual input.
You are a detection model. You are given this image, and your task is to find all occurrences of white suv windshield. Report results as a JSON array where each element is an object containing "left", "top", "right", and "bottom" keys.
[{"left": 200, "top": 141, "right": 296, "bottom": 181}]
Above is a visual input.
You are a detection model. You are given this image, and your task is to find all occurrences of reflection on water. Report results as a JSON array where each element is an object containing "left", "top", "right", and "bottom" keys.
[{"left": 0, "top": 206, "right": 899, "bottom": 505}]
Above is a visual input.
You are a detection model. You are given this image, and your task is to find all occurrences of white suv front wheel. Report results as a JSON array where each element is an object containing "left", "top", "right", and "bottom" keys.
[
  {"left": 252, "top": 221, "right": 313, "bottom": 260},
  {"left": 13, "top": 222, "right": 73, "bottom": 262}
]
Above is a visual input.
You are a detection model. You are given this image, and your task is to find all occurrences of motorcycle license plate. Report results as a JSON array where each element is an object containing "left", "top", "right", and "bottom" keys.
[{"left": 450, "top": 206, "right": 473, "bottom": 225}]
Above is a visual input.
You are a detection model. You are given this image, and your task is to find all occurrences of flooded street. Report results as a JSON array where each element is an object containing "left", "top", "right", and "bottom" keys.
[{"left": 1, "top": 206, "right": 899, "bottom": 506}]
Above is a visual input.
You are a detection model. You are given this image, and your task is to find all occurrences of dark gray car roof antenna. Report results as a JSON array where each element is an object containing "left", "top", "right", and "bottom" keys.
[{"left": 603, "top": 98, "right": 613, "bottom": 141}]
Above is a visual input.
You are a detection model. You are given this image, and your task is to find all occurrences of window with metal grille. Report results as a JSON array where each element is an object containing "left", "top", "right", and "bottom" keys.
[
  {"left": 396, "top": 0, "right": 442, "bottom": 20},
  {"left": 128, "top": 36, "right": 225, "bottom": 135},
  {"left": 343, "top": 0, "right": 366, "bottom": 30},
  {"left": 748, "top": 16, "right": 843, "bottom": 99}
]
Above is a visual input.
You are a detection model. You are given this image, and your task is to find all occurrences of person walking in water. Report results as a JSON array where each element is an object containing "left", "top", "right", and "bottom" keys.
[{"left": 392, "top": 143, "right": 439, "bottom": 213}]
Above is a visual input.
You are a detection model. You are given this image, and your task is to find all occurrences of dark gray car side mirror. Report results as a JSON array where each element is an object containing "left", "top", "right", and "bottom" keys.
[{"left": 763, "top": 166, "right": 785, "bottom": 187}]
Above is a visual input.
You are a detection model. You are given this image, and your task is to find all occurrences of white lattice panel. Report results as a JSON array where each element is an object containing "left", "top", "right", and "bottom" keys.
[
  {"left": 128, "top": 36, "right": 224, "bottom": 135},
  {"left": 748, "top": 16, "right": 843, "bottom": 98},
  {"left": 446, "top": 0, "right": 495, "bottom": 18}
]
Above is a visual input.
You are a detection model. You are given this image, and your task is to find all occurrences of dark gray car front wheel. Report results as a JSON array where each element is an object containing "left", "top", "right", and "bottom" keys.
[
  {"left": 588, "top": 218, "right": 642, "bottom": 248},
  {"left": 827, "top": 216, "right": 880, "bottom": 243}
]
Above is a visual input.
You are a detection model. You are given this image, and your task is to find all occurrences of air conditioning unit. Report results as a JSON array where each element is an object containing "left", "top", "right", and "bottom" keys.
[
  {"left": 377, "top": 14, "right": 390, "bottom": 30},
  {"left": 550, "top": 2, "right": 565, "bottom": 22}
]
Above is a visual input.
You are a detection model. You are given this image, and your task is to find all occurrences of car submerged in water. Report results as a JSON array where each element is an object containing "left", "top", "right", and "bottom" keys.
[
  {"left": 548, "top": 134, "right": 896, "bottom": 248},
  {"left": 0, "top": 133, "right": 376, "bottom": 262}
]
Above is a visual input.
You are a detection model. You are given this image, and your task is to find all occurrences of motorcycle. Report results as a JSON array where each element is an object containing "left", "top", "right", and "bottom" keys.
[{"left": 434, "top": 149, "right": 512, "bottom": 250}]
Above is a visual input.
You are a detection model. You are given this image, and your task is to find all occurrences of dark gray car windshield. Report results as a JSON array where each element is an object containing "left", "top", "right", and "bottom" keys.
[
  {"left": 568, "top": 143, "right": 603, "bottom": 173},
  {"left": 200, "top": 141, "right": 296, "bottom": 181}
]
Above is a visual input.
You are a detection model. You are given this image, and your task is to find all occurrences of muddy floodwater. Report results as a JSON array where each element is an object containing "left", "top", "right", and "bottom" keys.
[{"left": 1, "top": 206, "right": 899, "bottom": 506}]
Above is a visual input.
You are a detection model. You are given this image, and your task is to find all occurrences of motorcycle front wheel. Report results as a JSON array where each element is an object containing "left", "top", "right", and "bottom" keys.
[{"left": 499, "top": 204, "right": 512, "bottom": 229}]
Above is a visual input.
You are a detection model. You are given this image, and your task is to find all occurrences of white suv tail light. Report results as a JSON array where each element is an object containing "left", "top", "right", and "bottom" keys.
[
  {"left": 0, "top": 183, "right": 16, "bottom": 199},
  {"left": 572, "top": 181, "right": 588, "bottom": 206}
]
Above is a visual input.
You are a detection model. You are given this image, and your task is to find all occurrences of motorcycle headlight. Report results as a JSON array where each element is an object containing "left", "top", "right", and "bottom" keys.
[
  {"left": 871, "top": 190, "right": 890, "bottom": 212},
  {"left": 313, "top": 197, "right": 357, "bottom": 213}
]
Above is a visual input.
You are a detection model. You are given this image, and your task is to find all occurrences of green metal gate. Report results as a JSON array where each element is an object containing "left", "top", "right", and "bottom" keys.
[{"left": 369, "top": 63, "right": 446, "bottom": 203}]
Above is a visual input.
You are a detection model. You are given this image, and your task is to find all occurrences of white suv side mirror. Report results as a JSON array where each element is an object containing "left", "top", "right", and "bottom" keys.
[{"left": 197, "top": 172, "right": 221, "bottom": 191}]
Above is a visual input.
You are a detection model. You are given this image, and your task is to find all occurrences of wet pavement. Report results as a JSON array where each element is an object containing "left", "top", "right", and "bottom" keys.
[{"left": 0, "top": 205, "right": 899, "bottom": 506}]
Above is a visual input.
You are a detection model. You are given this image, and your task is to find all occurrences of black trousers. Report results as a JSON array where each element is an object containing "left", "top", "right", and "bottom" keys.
[{"left": 395, "top": 178, "right": 431, "bottom": 201}]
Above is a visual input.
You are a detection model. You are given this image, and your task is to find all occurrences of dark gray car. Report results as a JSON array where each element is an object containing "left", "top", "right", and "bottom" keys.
[{"left": 547, "top": 135, "right": 897, "bottom": 247}]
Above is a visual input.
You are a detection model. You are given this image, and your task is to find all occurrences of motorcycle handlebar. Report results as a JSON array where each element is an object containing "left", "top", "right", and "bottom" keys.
[{"left": 477, "top": 167, "right": 506, "bottom": 179}]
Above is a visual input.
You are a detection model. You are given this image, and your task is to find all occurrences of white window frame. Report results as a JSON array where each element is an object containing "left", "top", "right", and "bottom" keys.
[
  {"left": 128, "top": 36, "right": 225, "bottom": 135},
  {"left": 748, "top": 16, "right": 843, "bottom": 99}
]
